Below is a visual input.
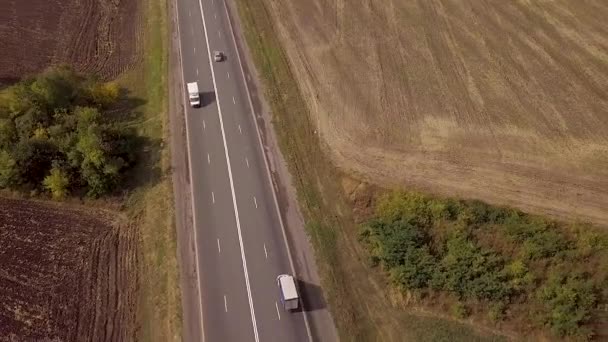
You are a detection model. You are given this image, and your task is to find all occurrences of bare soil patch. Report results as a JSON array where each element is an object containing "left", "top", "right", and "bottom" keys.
[
  {"left": 263, "top": 0, "right": 608, "bottom": 226},
  {"left": 0, "top": 0, "right": 141, "bottom": 86},
  {"left": 0, "top": 197, "right": 137, "bottom": 341}
]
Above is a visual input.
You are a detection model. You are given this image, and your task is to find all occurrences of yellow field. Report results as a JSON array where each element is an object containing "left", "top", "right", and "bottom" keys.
[{"left": 265, "top": 0, "right": 608, "bottom": 225}]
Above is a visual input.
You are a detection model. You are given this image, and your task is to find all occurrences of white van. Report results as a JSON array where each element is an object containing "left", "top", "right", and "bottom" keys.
[
  {"left": 277, "top": 274, "right": 299, "bottom": 311},
  {"left": 187, "top": 82, "right": 200, "bottom": 107}
]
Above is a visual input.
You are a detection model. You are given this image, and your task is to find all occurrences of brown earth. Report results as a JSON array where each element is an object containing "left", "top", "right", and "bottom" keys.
[
  {"left": 0, "top": 0, "right": 141, "bottom": 86},
  {"left": 0, "top": 197, "right": 137, "bottom": 341},
  {"left": 262, "top": 0, "right": 608, "bottom": 226}
]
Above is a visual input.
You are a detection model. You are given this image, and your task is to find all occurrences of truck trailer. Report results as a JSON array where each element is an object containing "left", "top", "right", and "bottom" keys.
[{"left": 187, "top": 82, "right": 200, "bottom": 107}]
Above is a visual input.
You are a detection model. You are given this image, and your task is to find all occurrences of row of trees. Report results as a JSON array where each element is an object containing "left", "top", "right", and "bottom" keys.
[
  {"left": 360, "top": 192, "right": 607, "bottom": 339},
  {"left": 0, "top": 66, "right": 137, "bottom": 198}
]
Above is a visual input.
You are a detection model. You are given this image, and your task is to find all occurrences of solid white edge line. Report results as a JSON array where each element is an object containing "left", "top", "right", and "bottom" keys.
[
  {"left": 253, "top": 196, "right": 258, "bottom": 208},
  {"left": 197, "top": 1, "right": 260, "bottom": 341},
  {"left": 207, "top": 153, "right": 211, "bottom": 164},
  {"left": 233, "top": 96, "right": 236, "bottom": 104},
  {"left": 174, "top": 2, "right": 206, "bottom": 341},
  {"left": 220, "top": 0, "right": 313, "bottom": 339},
  {"left": 275, "top": 302, "right": 281, "bottom": 320},
  {"left": 264, "top": 243, "right": 268, "bottom": 259},
  {"left": 217, "top": 238, "right": 221, "bottom": 253},
  {"left": 211, "top": 191, "right": 215, "bottom": 203},
  {"left": 224, "top": 295, "right": 228, "bottom": 312}
]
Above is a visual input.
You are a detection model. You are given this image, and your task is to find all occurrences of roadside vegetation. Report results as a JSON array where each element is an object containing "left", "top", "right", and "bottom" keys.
[
  {"left": 0, "top": 66, "right": 136, "bottom": 198},
  {"left": 361, "top": 192, "right": 608, "bottom": 340},
  {"left": 118, "top": 0, "right": 182, "bottom": 340}
]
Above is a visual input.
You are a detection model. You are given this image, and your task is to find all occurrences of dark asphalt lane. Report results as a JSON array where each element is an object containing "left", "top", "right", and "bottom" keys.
[{"left": 175, "top": 0, "right": 312, "bottom": 340}]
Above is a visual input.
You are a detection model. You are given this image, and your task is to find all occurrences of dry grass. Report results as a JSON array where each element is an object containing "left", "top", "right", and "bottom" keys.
[
  {"left": 263, "top": 0, "right": 608, "bottom": 226},
  {"left": 118, "top": 0, "right": 181, "bottom": 340}
]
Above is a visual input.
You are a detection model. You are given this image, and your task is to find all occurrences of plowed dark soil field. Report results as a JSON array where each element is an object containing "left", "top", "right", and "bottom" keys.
[
  {"left": 0, "top": 0, "right": 141, "bottom": 86},
  {"left": 0, "top": 197, "right": 137, "bottom": 341}
]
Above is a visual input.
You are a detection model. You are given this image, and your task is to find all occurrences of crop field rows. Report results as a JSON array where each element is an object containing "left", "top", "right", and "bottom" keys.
[
  {"left": 265, "top": 0, "right": 608, "bottom": 226},
  {"left": 0, "top": 198, "right": 137, "bottom": 341},
  {"left": 0, "top": 0, "right": 141, "bottom": 86}
]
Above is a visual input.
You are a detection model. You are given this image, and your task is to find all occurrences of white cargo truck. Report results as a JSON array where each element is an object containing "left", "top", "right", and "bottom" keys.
[
  {"left": 277, "top": 274, "right": 299, "bottom": 311},
  {"left": 187, "top": 82, "right": 200, "bottom": 107}
]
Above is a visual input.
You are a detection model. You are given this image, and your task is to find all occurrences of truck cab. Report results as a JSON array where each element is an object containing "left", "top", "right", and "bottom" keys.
[
  {"left": 277, "top": 274, "right": 299, "bottom": 311},
  {"left": 187, "top": 82, "right": 200, "bottom": 107}
]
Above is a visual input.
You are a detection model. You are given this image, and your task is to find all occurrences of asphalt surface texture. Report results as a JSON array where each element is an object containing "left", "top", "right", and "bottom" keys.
[{"left": 175, "top": 0, "right": 312, "bottom": 340}]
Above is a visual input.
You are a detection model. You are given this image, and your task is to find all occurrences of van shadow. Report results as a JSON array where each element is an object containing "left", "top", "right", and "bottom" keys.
[
  {"left": 296, "top": 279, "right": 327, "bottom": 312},
  {"left": 201, "top": 91, "right": 216, "bottom": 107}
]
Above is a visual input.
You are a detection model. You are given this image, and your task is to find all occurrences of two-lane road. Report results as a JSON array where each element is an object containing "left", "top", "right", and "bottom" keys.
[{"left": 175, "top": 0, "right": 311, "bottom": 340}]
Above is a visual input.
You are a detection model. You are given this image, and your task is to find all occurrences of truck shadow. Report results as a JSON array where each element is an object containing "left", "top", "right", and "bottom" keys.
[
  {"left": 296, "top": 279, "right": 327, "bottom": 312},
  {"left": 201, "top": 91, "right": 216, "bottom": 107}
]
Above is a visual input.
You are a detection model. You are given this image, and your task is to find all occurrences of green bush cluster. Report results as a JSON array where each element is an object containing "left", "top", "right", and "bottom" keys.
[
  {"left": 361, "top": 191, "right": 606, "bottom": 339},
  {"left": 0, "top": 66, "right": 137, "bottom": 198}
]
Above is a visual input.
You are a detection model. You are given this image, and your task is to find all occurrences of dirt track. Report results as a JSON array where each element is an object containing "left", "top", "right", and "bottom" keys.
[
  {"left": 263, "top": 0, "right": 608, "bottom": 226},
  {"left": 0, "top": 0, "right": 141, "bottom": 85},
  {"left": 0, "top": 198, "right": 137, "bottom": 341}
]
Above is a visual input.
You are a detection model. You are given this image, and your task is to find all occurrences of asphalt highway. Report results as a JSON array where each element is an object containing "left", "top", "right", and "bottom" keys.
[{"left": 175, "top": 0, "right": 312, "bottom": 340}]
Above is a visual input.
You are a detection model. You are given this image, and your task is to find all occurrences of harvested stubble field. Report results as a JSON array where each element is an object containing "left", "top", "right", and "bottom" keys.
[
  {"left": 266, "top": 0, "right": 608, "bottom": 225},
  {"left": 0, "top": 197, "right": 137, "bottom": 341},
  {"left": 0, "top": 0, "right": 141, "bottom": 86}
]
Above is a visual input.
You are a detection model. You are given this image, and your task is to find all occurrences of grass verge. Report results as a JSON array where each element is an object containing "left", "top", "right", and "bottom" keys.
[
  {"left": 234, "top": 0, "right": 507, "bottom": 341},
  {"left": 118, "top": 0, "right": 181, "bottom": 340}
]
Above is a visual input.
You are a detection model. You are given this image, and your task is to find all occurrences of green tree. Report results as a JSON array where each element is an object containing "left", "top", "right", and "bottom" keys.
[
  {"left": 80, "top": 160, "right": 116, "bottom": 197},
  {"left": 30, "top": 66, "right": 79, "bottom": 112},
  {"left": 88, "top": 81, "right": 120, "bottom": 108},
  {"left": 0, "top": 118, "right": 17, "bottom": 149},
  {"left": 76, "top": 125, "right": 105, "bottom": 167},
  {"left": 0, "top": 150, "right": 18, "bottom": 187},
  {"left": 1, "top": 82, "right": 34, "bottom": 116},
  {"left": 11, "top": 138, "right": 58, "bottom": 186},
  {"left": 75, "top": 106, "right": 101, "bottom": 130},
  {"left": 14, "top": 107, "right": 48, "bottom": 140},
  {"left": 43, "top": 164, "right": 70, "bottom": 199}
]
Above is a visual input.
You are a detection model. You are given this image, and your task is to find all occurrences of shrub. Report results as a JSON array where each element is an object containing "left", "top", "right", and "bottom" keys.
[
  {"left": 390, "top": 246, "right": 437, "bottom": 289},
  {"left": 433, "top": 232, "right": 512, "bottom": 301},
  {"left": 88, "top": 81, "right": 120, "bottom": 108},
  {"left": 451, "top": 302, "right": 469, "bottom": 319},
  {"left": 0, "top": 118, "right": 17, "bottom": 148},
  {"left": 43, "top": 163, "right": 70, "bottom": 199},
  {"left": 0, "top": 150, "right": 18, "bottom": 187},
  {"left": 488, "top": 302, "right": 506, "bottom": 323},
  {"left": 362, "top": 191, "right": 607, "bottom": 337},
  {"left": 537, "top": 272, "right": 597, "bottom": 338},
  {"left": 362, "top": 219, "right": 428, "bottom": 268}
]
